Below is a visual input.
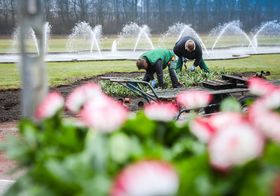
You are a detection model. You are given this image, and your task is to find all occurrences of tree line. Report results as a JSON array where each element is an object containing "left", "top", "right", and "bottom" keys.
[{"left": 0, "top": 0, "right": 279, "bottom": 35}]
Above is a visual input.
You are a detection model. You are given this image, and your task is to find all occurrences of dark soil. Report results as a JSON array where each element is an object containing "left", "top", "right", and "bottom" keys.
[
  {"left": 0, "top": 71, "right": 262, "bottom": 123},
  {"left": 0, "top": 72, "right": 143, "bottom": 123}
]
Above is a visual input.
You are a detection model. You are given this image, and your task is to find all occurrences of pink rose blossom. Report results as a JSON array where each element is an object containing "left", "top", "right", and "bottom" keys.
[
  {"left": 189, "top": 117, "right": 215, "bottom": 143},
  {"left": 249, "top": 98, "right": 280, "bottom": 143},
  {"left": 66, "top": 83, "right": 102, "bottom": 113},
  {"left": 258, "top": 111, "right": 280, "bottom": 142},
  {"left": 144, "top": 102, "right": 178, "bottom": 122},
  {"left": 35, "top": 92, "right": 64, "bottom": 120},
  {"left": 176, "top": 90, "right": 212, "bottom": 110},
  {"left": 248, "top": 77, "right": 276, "bottom": 97},
  {"left": 80, "top": 94, "right": 128, "bottom": 132},
  {"left": 111, "top": 160, "right": 179, "bottom": 196},
  {"left": 261, "top": 89, "right": 280, "bottom": 109},
  {"left": 209, "top": 123, "right": 264, "bottom": 170},
  {"left": 209, "top": 112, "right": 245, "bottom": 130},
  {"left": 189, "top": 113, "right": 245, "bottom": 143}
]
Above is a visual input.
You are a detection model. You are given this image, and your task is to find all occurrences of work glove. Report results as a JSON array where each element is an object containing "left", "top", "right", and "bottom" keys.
[
  {"left": 151, "top": 79, "right": 157, "bottom": 88},
  {"left": 189, "top": 64, "right": 195, "bottom": 72}
]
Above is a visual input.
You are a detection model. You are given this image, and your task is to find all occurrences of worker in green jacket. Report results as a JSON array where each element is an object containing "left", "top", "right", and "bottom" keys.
[{"left": 136, "top": 48, "right": 182, "bottom": 89}]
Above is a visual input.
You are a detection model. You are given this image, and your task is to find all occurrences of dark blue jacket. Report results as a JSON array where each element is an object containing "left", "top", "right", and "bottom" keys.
[{"left": 173, "top": 36, "right": 202, "bottom": 67}]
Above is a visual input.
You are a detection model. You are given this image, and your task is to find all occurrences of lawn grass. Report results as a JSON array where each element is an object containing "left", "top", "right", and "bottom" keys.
[
  {"left": 207, "top": 54, "right": 280, "bottom": 79},
  {"left": 0, "top": 54, "right": 279, "bottom": 90},
  {"left": 1, "top": 35, "right": 280, "bottom": 53},
  {"left": 47, "top": 60, "right": 137, "bottom": 87},
  {"left": 0, "top": 60, "right": 138, "bottom": 89},
  {"left": 0, "top": 38, "right": 13, "bottom": 53}
]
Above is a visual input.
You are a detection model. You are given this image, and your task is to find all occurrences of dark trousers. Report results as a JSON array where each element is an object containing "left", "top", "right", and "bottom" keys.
[
  {"left": 176, "top": 57, "right": 210, "bottom": 73},
  {"left": 143, "top": 60, "right": 181, "bottom": 88}
]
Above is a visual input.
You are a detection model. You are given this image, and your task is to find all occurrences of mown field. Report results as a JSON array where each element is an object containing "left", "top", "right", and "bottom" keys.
[
  {"left": 0, "top": 35, "right": 280, "bottom": 89},
  {"left": 0, "top": 54, "right": 279, "bottom": 89},
  {"left": 1, "top": 35, "right": 280, "bottom": 53}
]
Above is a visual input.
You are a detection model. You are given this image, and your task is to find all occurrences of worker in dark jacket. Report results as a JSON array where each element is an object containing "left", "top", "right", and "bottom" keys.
[
  {"left": 173, "top": 36, "right": 210, "bottom": 73},
  {"left": 136, "top": 48, "right": 182, "bottom": 88}
]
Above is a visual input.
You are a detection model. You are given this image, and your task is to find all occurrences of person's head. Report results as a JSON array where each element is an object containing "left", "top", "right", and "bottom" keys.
[
  {"left": 185, "top": 39, "right": 196, "bottom": 52},
  {"left": 136, "top": 58, "right": 148, "bottom": 70}
]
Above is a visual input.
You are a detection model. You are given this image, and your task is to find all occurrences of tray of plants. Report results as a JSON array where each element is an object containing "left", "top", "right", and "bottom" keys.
[{"left": 101, "top": 74, "right": 252, "bottom": 113}]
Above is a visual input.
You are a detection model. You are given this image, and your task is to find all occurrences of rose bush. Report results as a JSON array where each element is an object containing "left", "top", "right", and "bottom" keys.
[{"left": 2, "top": 78, "right": 280, "bottom": 196}]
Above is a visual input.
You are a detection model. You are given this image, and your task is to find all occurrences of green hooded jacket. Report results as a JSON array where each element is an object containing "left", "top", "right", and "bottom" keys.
[{"left": 140, "top": 48, "right": 175, "bottom": 69}]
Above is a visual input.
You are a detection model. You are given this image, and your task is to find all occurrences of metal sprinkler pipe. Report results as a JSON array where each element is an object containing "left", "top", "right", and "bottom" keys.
[{"left": 18, "top": 0, "right": 48, "bottom": 120}]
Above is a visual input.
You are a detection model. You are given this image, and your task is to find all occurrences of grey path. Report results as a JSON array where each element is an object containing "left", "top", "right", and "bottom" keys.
[
  {"left": 0, "top": 121, "right": 19, "bottom": 195},
  {"left": 0, "top": 180, "right": 15, "bottom": 195},
  {"left": 1, "top": 47, "right": 272, "bottom": 63}
]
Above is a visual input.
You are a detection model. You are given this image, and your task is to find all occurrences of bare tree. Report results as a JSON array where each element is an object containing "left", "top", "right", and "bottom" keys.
[{"left": 0, "top": 0, "right": 280, "bottom": 35}]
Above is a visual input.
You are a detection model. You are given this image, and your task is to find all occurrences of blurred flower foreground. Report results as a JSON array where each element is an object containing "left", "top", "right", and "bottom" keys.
[{"left": 3, "top": 78, "right": 280, "bottom": 196}]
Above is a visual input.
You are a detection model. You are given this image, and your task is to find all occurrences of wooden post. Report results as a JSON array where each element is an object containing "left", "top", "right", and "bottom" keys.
[{"left": 18, "top": 0, "right": 48, "bottom": 120}]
